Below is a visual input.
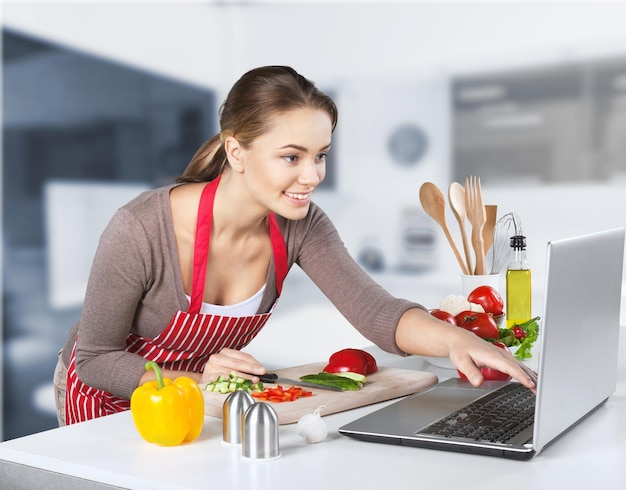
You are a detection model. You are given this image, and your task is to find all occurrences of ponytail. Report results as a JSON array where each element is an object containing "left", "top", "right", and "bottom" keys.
[{"left": 176, "top": 134, "right": 226, "bottom": 183}]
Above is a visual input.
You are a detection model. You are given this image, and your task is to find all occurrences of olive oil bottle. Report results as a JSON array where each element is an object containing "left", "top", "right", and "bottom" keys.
[{"left": 506, "top": 235, "right": 531, "bottom": 328}]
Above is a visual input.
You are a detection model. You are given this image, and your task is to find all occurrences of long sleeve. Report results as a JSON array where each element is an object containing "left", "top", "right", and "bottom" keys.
[{"left": 278, "top": 204, "right": 427, "bottom": 355}]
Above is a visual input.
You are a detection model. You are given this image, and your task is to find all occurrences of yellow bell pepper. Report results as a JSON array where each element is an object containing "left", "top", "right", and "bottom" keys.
[{"left": 130, "top": 361, "right": 204, "bottom": 446}]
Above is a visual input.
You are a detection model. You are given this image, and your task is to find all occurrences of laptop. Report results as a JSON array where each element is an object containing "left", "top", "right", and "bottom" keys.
[{"left": 339, "top": 228, "right": 625, "bottom": 460}]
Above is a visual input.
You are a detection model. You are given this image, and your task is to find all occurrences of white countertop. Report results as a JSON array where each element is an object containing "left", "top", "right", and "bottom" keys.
[{"left": 1, "top": 328, "right": 625, "bottom": 490}]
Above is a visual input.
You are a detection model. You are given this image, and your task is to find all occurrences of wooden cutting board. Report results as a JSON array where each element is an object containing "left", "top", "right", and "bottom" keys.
[{"left": 202, "top": 362, "right": 438, "bottom": 424}]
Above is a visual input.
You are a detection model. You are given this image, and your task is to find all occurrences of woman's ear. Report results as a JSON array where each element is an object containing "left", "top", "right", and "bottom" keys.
[{"left": 224, "top": 136, "right": 244, "bottom": 173}]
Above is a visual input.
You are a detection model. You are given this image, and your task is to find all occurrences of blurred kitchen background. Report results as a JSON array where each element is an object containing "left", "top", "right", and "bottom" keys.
[{"left": 3, "top": 1, "right": 626, "bottom": 441}]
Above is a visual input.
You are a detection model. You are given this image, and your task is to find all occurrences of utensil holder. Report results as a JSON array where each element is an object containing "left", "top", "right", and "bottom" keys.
[
  {"left": 222, "top": 390, "right": 255, "bottom": 445},
  {"left": 242, "top": 402, "right": 281, "bottom": 461},
  {"left": 461, "top": 273, "right": 502, "bottom": 297}
]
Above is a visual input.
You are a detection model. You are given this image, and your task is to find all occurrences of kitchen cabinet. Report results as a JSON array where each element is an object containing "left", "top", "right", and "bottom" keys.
[{"left": 452, "top": 55, "right": 626, "bottom": 184}]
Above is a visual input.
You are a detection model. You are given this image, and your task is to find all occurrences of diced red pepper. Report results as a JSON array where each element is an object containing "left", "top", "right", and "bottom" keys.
[{"left": 251, "top": 385, "right": 313, "bottom": 403}]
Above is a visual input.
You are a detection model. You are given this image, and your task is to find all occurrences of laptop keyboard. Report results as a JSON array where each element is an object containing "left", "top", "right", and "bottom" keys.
[{"left": 416, "top": 383, "right": 535, "bottom": 444}]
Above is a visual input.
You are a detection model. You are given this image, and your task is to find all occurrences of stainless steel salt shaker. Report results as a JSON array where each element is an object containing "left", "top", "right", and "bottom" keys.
[
  {"left": 242, "top": 402, "right": 280, "bottom": 460},
  {"left": 222, "top": 390, "right": 255, "bottom": 444}
]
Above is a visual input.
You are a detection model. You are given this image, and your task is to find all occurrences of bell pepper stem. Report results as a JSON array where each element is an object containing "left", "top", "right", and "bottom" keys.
[{"left": 145, "top": 361, "right": 165, "bottom": 390}]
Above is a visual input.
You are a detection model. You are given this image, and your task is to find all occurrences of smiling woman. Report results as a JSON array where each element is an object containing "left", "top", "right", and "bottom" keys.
[{"left": 52, "top": 65, "right": 537, "bottom": 428}]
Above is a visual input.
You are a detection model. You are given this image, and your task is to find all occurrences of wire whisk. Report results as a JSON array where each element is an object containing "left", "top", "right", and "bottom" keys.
[{"left": 490, "top": 212, "right": 523, "bottom": 274}]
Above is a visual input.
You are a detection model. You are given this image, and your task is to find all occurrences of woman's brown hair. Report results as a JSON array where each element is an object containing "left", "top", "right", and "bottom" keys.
[{"left": 177, "top": 66, "right": 338, "bottom": 183}]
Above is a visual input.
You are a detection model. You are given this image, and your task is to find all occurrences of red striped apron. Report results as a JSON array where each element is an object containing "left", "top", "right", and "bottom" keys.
[{"left": 65, "top": 176, "right": 288, "bottom": 424}]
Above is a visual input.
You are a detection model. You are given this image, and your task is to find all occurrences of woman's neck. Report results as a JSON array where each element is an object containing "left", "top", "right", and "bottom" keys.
[{"left": 211, "top": 171, "right": 269, "bottom": 243}]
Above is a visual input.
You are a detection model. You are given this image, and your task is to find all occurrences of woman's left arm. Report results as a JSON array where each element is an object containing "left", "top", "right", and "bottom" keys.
[{"left": 291, "top": 205, "right": 536, "bottom": 391}]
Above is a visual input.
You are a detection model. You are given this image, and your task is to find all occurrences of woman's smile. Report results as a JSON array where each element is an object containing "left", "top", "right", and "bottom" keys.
[{"left": 283, "top": 190, "right": 312, "bottom": 205}]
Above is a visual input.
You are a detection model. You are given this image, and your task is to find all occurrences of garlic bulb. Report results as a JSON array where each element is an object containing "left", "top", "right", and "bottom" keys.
[{"left": 297, "top": 405, "right": 327, "bottom": 443}]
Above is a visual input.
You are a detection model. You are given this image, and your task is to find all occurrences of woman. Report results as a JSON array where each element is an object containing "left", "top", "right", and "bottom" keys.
[{"left": 54, "top": 66, "right": 536, "bottom": 426}]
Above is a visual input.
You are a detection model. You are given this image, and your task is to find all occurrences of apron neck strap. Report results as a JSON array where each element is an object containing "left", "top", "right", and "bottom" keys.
[
  {"left": 267, "top": 212, "right": 288, "bottom": 296},
  {"left": 189, "top": 176, "right": 289, "bottom": 314}
]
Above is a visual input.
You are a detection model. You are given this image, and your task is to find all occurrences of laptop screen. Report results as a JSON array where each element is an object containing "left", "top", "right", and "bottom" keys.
[{"left": 533, "top": 228, "right": 624, "bottom": 453}]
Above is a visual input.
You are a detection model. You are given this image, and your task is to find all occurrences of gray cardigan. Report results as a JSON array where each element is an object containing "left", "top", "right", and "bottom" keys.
[{"left": 60, "top": 184, "right": 424, "bottom": 399}]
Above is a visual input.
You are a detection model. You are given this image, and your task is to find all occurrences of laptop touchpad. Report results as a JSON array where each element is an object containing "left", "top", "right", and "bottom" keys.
[{"left": 342, "top": 381, "right": 493, "bottom": 436}]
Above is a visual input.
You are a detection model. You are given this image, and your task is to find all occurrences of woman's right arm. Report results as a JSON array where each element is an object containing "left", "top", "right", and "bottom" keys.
[{"left": 73, "top": 208, "right": 158, "bottom": 399}]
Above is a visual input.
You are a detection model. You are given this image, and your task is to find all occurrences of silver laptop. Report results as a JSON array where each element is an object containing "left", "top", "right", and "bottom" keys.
[{"left": 339, "top": 228, "right": 625, "bottom": 460}]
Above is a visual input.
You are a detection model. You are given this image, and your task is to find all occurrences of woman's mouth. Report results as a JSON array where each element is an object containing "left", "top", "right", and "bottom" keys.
[{"left": 284, "top": 191, "right": 312, "bottom": 205}]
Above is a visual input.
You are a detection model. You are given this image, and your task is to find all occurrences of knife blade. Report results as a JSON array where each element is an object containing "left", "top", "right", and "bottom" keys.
[{"left": 257, "top": 373, "right": 343, "bottom": 392}]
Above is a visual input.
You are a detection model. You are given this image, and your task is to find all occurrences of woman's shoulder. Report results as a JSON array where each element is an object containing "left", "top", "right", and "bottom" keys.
[
  {"left": 123, "top": 183, "right": 176, "bottom": 209},
  {"left": 114, "top": 183, "right": 176, "bottom": 220},
  {"left": 102, "top": 183, "right": 178, "bottom": 238}
]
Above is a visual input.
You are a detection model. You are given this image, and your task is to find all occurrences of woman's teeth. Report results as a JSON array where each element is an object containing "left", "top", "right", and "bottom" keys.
[{"left": 285, "top": 192, "right": 309, "bottom": 200}]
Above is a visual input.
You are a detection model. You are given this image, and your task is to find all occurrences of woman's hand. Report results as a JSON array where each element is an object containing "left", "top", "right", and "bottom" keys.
[
  {"left": 447, "top": 328, "right": 537, "bottom": 392},
  {"left": 200, "top": 348, "right": 267, "bottom": 384},
  {"left": 396, "top": 308, "right": 537, "bottom": 392}
]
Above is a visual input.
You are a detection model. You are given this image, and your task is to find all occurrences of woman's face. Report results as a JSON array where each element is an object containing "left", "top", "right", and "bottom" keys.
[{"left": 237, "top": 107, "right": 333, "bottom": 221}]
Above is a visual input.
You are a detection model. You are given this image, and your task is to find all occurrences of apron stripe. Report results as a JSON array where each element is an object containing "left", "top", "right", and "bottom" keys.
[{"left": 213, "top": 317, "right": 242, "bottom": 354}]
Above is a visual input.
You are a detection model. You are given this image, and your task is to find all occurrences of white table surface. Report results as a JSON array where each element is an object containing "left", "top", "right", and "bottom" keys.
[{"left": 1, "top": 329, "right": 624, "bottom": 490}]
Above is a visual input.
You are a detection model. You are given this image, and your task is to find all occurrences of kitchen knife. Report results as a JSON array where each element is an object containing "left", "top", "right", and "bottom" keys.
[{"left": 258, "top": 373, "right": 343, "bottom": 392}]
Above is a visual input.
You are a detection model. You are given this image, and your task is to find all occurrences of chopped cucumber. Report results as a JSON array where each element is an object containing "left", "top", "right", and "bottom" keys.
[{"left": 204, "top": 371, "right": 263, "bottom": 394}]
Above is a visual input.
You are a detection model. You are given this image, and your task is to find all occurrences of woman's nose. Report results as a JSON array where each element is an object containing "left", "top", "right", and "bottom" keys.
[{"left": 297, "top": 160, "right": 321, "bottom": 185}]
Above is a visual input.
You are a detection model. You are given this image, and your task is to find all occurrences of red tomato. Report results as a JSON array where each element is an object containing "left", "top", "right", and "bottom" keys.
[
  {"left": 326, "top": 348, "right": 378, "bottom": 375},
  {"left": 429, "top": 309, "right": 457, "bottom": 325},
  {"left": 458, "top": 368, "right": 511, "bottom": 382},
  {"left": 455, "top": 310, "right": 499, "bottom": 339},
  {"left": 457, "top": 342, "right": 512, "bottom": 382},
  {"left": 480, "top": 367, "right": 512, "bottom": 381},
  {"left": 467, "top": 285, "right": 504, "bottom": 316},
  {"left": 512, "top": 325, "right": 527, "bottom": 340}
]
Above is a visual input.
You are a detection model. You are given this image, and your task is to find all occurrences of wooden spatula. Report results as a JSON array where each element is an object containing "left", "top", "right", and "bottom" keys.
[{"left": 483, "top": 205, "right": 498, "bottom": 254}]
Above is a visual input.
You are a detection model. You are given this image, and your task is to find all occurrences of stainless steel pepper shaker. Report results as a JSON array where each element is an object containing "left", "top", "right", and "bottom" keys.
[
  {"left": 242, "top": 402, "right": 280, "bottom": 460},
  {"left": 222, "top": 390, "right": 255, "bottom": 444}
]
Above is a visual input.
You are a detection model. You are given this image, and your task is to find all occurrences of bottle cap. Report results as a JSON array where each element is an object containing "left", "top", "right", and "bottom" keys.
[{"left": 510, "top": 235, "right": 526, "bottom": 250}]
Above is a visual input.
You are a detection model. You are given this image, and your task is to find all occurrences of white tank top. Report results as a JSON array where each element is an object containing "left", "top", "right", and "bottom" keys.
[{"left": 185, "top": 284, "right": 266, "bottom": 317}]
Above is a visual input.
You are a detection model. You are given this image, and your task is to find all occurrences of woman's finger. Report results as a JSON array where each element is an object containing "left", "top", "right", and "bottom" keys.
[
  {"left": 451, "top": 337, "right": 536, "bottom": 392},
  {"left": 201, "top": 349, "right": 266, "bottom": 383}
]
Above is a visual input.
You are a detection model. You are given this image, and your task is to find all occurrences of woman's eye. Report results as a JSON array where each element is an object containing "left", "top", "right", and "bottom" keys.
[
  {"left": 316, "top": 152, "right": 328, "bottom": 163},
  {"left": 283, "top": 154, "right": 299, "bottom": 164}
]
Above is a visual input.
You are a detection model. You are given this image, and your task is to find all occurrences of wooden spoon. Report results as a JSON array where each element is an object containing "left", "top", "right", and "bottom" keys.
[
  {"left": 448, "top": 182, "right": 473, "bottom": 275},
  {"left": 419, "top": 182, "right": 470, "bottom": 275},
  {"left": 483, "top": 205, "right": 498, "bottom": 254}
]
